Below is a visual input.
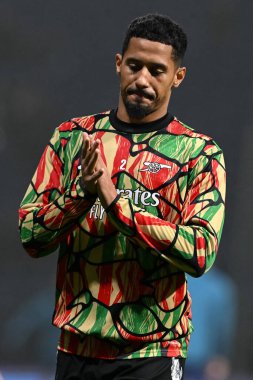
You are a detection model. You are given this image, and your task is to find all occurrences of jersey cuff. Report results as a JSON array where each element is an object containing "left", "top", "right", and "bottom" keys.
[{"left": 105, "top": 193, "right": 121, "bottom": 213}]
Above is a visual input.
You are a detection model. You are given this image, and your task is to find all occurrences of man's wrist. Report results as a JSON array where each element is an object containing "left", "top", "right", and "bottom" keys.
[
  {"left": 78, "top": 177, "right": 97, "bottom": 201},
  {"left": 98, "top": 185, "right": 117, "bottom": 209}
]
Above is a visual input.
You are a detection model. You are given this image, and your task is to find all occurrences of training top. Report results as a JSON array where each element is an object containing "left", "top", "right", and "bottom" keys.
[{"left": 19, "top": 110, "right": 226, "bottom": 360}]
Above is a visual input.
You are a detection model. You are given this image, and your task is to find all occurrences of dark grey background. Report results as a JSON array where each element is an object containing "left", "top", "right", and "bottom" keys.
[{"left": 1, "top": 0, "right": 252, "bottom": 377}]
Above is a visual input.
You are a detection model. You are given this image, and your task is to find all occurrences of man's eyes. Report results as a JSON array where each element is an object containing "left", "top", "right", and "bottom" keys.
[
  {"left": 128, "top": 63, "right": 140, "bottom": 72},
  {"left": 128, "top": 63, "right": 164, "bottom": 76},
  {"left": 150, "top": 69, "right": 164, "bottom": 77}
]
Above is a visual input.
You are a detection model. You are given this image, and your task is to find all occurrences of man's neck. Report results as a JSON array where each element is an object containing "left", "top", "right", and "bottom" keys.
[
  {"left": 109, "top": 110, "right": 174, "bottom": 134},
  {"left": 116, "top": 101, "right": 169, "bottom": 124}
]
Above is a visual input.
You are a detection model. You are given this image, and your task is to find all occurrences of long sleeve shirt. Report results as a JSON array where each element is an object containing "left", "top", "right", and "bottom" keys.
[{"left": 19, "top": 110, "right": 226, "bottom": 359}]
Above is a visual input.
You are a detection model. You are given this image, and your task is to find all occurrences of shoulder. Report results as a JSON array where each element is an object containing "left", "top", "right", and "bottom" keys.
[
  {"left": 169, "top": 117, "right": 223, "bottom": 156},
  {"left": 170, "top": 117, "right": 214, "bottom": 142},
  {"left": 56, "top": 110, "right": 111, "bottom": 133}
]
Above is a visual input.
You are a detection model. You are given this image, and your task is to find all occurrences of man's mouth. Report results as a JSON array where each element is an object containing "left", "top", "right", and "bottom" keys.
[{"left": 127, "top": 89, "right": 155, "bottom": 101}]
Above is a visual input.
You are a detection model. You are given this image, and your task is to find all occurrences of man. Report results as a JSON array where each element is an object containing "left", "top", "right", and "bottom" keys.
[{"left": 19, "top": 14, "right": 226, "bottom": 380}]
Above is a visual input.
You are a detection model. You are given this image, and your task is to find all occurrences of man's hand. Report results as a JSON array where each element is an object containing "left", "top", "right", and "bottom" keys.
[
  {"left": 80, "top": 133, "right": 103, "bottom": 195},
  {"left": 96, "top": 155, "right": 117, "bottom": 208},
  {"left": 81, "top": 133, "right": 117, "bottom": 207}
]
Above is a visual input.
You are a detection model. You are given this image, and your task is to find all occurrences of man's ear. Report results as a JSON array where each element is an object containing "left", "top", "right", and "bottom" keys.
[
  {"left": 173, "top": 67, "right": 186, "bottom": 88},
  {"left": 115, "top": 53, "right": 122, "bottom": 75}
]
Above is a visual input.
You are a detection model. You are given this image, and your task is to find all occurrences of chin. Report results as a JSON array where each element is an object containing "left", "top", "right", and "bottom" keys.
[{"left": 125, "top": 101, "right": 153, "bottom": 119}]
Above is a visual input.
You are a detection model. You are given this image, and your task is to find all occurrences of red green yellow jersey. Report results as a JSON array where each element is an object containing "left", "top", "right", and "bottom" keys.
[{"left": 19, "top": 110, "right": 226, "bottom": 359}]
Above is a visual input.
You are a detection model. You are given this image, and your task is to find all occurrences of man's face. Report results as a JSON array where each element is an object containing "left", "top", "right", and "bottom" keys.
[{"left": 116, "top": 37, "right": 186, "bottom": 122}]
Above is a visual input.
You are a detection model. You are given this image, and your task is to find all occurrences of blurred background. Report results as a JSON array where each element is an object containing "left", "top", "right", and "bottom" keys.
[{"left": 0, "top": 0, "right": 252, "bottom": 379}]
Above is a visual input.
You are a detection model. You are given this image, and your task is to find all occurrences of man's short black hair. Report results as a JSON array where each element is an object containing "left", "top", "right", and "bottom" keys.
[{"left": 122, "top": 14, "right": 187, "bottom": 66}]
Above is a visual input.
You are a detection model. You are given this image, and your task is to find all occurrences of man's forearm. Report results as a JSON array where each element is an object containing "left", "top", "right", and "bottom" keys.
[{"left": 19, "top": 176, "right": 96, "bottom": 258}]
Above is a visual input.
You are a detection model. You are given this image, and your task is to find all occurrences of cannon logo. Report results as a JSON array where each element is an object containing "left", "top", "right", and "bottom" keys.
[{"left": 139, "top": 161, "right": 172, "bottom": 174}]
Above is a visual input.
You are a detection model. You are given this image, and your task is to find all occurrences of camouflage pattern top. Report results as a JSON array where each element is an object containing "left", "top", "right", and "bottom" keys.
[{"left": 19, "top": 110, "right": 226, "bottom": 359}]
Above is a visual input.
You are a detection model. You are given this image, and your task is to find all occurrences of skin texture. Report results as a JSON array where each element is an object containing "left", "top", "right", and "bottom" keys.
[{"left": 81, "top": 37, "right": 186, "bottom": 208}]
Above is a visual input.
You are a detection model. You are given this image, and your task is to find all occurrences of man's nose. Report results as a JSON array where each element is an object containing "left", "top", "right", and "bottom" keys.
[{"left": 135, "top": 67, "right": 150, "bottom": 88}]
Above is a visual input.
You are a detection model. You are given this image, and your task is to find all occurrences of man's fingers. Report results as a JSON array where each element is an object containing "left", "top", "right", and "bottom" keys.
[
  {"left": 82, "top": 136, "right": 100, "bottom": 171},
  {"left": 82, "top": 133, "right": 97, "bottom": 163},
  {"left": 93, "top": 168, "right": 104, "bottom": 180},
  {"left": 80, "top": 133, "right": 104, "bottom": 195},
  {"left": 82, "top": 133, "right": 90, "bottom": 160},
  {"left": 86, "top": 168, "right": 104, "bottom": 182},
  {"left": 85, "top": 149, "right": 99, "bottom": 174}
]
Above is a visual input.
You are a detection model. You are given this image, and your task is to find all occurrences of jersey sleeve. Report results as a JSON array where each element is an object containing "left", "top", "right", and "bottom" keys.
[
  {"left": 106, "top": 142, "right": 226, "bottom": 277},
  {"left": 19, "top": 126, "right": 95, "bottom": 258}
]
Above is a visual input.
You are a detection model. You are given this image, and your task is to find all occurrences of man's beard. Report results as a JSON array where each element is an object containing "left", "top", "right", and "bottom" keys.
[
  {"left": 122, "top": 88, "right": 156, "bottom": 120},
  {"left": 124, "top": 100, "right": 153, "bottom": 119}
]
